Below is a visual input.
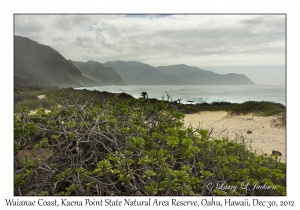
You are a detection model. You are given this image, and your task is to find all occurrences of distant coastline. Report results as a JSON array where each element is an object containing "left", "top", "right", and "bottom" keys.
[{"left": 75, "top": 84, "right": 286, "bottom": 106}]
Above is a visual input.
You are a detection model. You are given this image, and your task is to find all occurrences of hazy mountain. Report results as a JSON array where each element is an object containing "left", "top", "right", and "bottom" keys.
[
  {"left": 14, "top": 35, "right": 99, "bottom": 88},
  {"left": 156, "top": 64, "right": 255, "bottom": 85},
  {"left": 72, "top": 61, "right": 126, "bottom": 85},
  {"left": 14, "top": 35, "right": 255, "bottom": 88},
  {"left": 104, "top": 61, "right": 185, "bottom": 85}
]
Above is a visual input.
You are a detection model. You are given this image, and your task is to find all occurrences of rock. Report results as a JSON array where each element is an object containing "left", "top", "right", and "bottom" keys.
[
  {"left": 272, "top": 150, "right": 282, "bottom": 156},
  {"left": 247, "top": 130, "right": 252, "bottom": 134}
]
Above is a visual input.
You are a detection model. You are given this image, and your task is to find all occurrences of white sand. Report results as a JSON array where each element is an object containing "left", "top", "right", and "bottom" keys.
[
  {"left": 37, "top": 94, "right": 46, "bottom": 99},
  {"left": 29, "top": 109, "right": 51, "bottom": 115},
  {"left": 184, "top": 111, "right": 286, "bottom": 162}
]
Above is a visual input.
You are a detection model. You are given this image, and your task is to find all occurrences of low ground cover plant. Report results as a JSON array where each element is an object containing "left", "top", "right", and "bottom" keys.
[
  {"left": 230, "top": 101, "right": 286, "bottom": 116},
  {"left": 14, "top": 92, "right": 286, "bottom": 196}
]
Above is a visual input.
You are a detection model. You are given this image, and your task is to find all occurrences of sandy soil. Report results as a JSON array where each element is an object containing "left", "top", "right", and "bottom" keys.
[
  {"left": 29, "top": 109, "right": 51, "bottom": 115},
  {"left": 17, "top": 147, "right": 53, "bottom": 161},
  {"left": 184, "top": 111, "right": 286, "bottom": 162},
  {"left": 28, "top": 94, "right": 51, "bottom": 115},
  {"left": 37, "top": 94, "right": 46, "bottom": 99}
]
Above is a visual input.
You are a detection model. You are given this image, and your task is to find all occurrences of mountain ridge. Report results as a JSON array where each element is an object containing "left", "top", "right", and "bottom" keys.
[
  {"left": 14, "top": 35, "right": 255, "bottom": 88},
  {"left": 156, "top": 64, "right": 255, "bottom": 85},
  {"left": 72, "top": 61, "right": 126, "bottom": 85},
  {"left": 14, "top": 35, "right": 99, "bottom": 88},
  {"left": 104, "top": 60, "right": 185, "bottom": 85}
]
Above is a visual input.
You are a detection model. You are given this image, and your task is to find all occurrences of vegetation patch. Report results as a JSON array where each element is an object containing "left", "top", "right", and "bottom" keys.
[
  {"left": 181, "top": 101, "right": 239, "bottom": 114},
  {"left": 230, "top": 101, "right": 286, "bottom": 116},
  {"left": 14, "top": 87, "right": 286, "bottom": 116},
  {"left": 14, "top": 92, "right": 286, "bottom": 196}
]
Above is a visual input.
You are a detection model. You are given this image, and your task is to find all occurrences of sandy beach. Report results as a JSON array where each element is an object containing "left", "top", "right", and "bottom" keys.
[{"left": 184, "top": 111, "right": 286, "bottom": 162}]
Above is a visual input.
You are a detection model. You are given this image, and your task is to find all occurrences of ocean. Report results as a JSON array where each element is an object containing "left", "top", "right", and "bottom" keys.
[{"left": 76, "top": 85, "right": 286, "bottom": 106}]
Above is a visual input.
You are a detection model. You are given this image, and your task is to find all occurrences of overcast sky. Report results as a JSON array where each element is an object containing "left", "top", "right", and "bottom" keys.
[{"left": 14, "top": 14, "right": 286, "bottom": 85}]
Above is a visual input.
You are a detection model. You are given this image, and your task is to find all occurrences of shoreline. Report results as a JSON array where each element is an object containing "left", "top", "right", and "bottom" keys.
[
  {"left": 75, "top": 85, "right": 286, "bottom": 106},
  {"left": 184, "top": 111, "right": 286, "bottom": 162}
]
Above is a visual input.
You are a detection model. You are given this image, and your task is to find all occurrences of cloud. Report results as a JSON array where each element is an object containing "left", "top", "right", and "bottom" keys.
[
  {"left": 14, "top": 15, "right": 44, "bottom": 35},
  {"left": 14, "top": 14, "right": 285, "bottom": 67},
  {"left": 54, "top": 15, "right": 93, "bottom": 31}
]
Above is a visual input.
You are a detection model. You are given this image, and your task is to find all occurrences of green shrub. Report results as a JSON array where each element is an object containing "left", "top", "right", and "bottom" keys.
[
  {"left": 14, "top": 87, "right": 286, "bottom": 116},
  {"left": 14, "top": 94, "right": 286, "bottom": 196},
  {"left": 231, "top": 101, "right": 285, "bottom": 116}
]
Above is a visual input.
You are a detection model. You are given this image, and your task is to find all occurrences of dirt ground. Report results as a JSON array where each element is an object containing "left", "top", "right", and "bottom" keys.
[{"left": 184, "top": 111, "right": 286, "bottom": 162}]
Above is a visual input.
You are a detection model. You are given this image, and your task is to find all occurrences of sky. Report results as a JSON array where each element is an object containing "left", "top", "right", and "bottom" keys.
[{"left": 14, "top": 14, "right": 286, "bottom": 85}]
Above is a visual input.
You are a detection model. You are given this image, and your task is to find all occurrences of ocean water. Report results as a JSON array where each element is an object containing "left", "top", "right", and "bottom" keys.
[{"left": 76, "top": 85, "right": 286, "bottom": 105}]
